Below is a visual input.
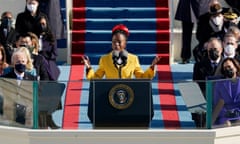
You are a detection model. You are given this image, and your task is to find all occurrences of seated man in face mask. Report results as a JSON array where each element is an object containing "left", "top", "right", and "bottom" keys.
[
  {"left": 1, "top": 50, "right": 36, "bottom": 81},
  {"left": 193, "top": 37, "right": 224, "bottom": 97},
  {"left": 223, "top": 33, "right": 238, "bottom": 59}
]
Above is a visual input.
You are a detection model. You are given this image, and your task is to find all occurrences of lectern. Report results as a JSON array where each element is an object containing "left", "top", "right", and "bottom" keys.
[{"left": 88, "top": 79, "right": 154, "bottom": 128}]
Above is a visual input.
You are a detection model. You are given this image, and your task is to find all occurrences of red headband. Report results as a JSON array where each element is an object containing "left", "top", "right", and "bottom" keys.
[{"left": 112, "top": 24, "right": 129, "bottom": 36}]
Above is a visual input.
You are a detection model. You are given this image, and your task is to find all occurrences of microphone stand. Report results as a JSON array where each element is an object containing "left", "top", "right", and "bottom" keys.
[
  {"left": 113, "top": 55, "right": 126, "bottom": 79},
  {"left": 114, "top": 63, "right": 122, "bottom": 79},
  {"left": 118, "top": 65, "right": 122, "bottom": 79}
]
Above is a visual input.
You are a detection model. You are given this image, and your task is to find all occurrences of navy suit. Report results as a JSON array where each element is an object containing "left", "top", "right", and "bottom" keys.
[
  {"left": 193, "top": 57, "right": 224, "bottom": 96},
  {"left": 1, "top": 69, "right": 36, "bottom": 81}
]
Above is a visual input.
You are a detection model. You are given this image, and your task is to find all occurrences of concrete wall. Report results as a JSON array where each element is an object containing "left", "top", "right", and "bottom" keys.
[
  {"left": 0, "top": 126, "right": 214, "bottom": 144},
  {"left": 1, "top": 125, "right": 240, "bottom": 144}
]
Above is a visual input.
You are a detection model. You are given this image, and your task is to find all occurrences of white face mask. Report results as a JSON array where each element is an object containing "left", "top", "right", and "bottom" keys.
[
  {"left": 224, "top": 44, "right": 235, "bottom": 56},
  {"left": 27, "top": 4, "right": 38, "bottom": 13},
  {"left": 212, "top": 16, "right": 223, "bottom": 26}
]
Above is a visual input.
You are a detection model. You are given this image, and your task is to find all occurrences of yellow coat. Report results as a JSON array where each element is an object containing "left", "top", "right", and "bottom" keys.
[{"left": 86, "top": 52, "right": 155, "bottom": 79}]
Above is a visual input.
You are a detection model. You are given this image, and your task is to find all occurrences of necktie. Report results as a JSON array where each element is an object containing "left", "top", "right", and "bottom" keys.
[{"left": 212, "top": 62, "right": 218, "bottom": 72}]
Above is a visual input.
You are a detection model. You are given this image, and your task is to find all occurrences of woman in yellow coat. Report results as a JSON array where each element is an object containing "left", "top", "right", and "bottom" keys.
[{"left": 82, "top": 24, "right": 160, "bottom": 79}]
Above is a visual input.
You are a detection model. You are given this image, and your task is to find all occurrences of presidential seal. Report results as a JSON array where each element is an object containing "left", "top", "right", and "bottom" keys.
[{"left": 108, "top": 84, "right": 134, "bottom": 110}]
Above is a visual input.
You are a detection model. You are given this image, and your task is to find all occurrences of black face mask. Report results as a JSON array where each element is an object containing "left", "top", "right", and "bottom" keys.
[
  {"left": 15, "top": 63, "right": 26, "bottom": 73},
  {"left": 224, "top": 21, "right": 237, "bottom": 29},
  {"left": 1, "top": 17, "right": 12, "bottom": 29},
  {"left": 224, "top": 68, "right": 234, "bottom": 78},
  {"left": 41, "top": 25, "right": 47, "bottom": 32},
  {"left": 209, "top": 49, "right": 219, "bottom": 61},
  {"left": 38, "top": 24, "right": 47, "bottom": 33}
]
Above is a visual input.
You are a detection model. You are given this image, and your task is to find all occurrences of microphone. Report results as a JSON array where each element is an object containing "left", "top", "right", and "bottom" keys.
[
  {"left": 112, "top": 50, "right": 120, "bottom": 65},
  {"left": 112, "top": 50, "right": 128, "bottom": 66},
  {"left": 119, "top": 49, "right": 128, "bottom": 66},
  {"left": 112, "top": 50, "right": 128, "bottom": 79}
]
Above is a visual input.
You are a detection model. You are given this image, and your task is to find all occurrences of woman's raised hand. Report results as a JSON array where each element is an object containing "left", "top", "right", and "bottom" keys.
[{"left": 81, "top": 55, "right": 91, "bottom": 69}]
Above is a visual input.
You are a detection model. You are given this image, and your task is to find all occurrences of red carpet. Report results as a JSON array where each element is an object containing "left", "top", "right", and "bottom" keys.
[
  {"left": 62, "top": 65, "right": 84, "bottom": 129},
  {"left": 155, "top": 0, "right": 170, "bottom": 64},
  {"left": 71, "top": 0, "right": 86, "bottom": 64},
  {"left": 157, "top": 65, "right": 180, "bottom": 128},
  {"left": 155, "top": 0, "right": 180, "bottom": 127},
  {"left": 64, "top": 0, "right": 86, "bottom": 128}
]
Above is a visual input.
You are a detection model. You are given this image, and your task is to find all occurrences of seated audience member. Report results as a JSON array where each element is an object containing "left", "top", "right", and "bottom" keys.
[
  {"left": 212, "top": 58, "right": 240, "bottom": 126},
  {"left": 227, "top": 26, "right": 240, "bottom": 57},
  {"left": 194, "top": 2, "right": 225, "bottom": 63},
  {"left": 0, "top": 44, "right": 9, "bottom": 75},
  {"left": 7, "top": 47, "right": 36, "bottom": 76},
  {"left": 223, "top": 33, "right": 238, "bottom": 59},
  {"left": 193, "top": 37, "right": 224, "bottom": 97},
  {"left": 15, "top": 0, "right": 48, "bottom": 35},
  {"left": 36, "top": 16, "right": 60, "bottom": 81},
  {"left": 15, "top": 32, "right": 50, "bottom": 80},
  {"left": 1, "top": 49, "right": 36, "bottom": 81},
  {"left": 82, "top": 24, "right": 160, "bottom": 79},
  {"left": 27, "top": 32, "right": 50, "bottom": 81},
  {"left": 0, "top": 11, "right": 18, "bottom": 64},
  {"left": 14, "top": 47, "right": 35, "bottom": 77}
]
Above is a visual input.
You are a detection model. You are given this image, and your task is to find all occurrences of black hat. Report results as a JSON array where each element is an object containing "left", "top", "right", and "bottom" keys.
[{"left": 209, "top": 3, "right": 223, "bottom": 15}]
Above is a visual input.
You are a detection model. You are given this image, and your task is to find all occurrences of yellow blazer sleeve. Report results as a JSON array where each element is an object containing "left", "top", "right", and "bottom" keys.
[
  {"left": 132, "top": 55, "right": 155, "bottom": 79},
  {"left": 143, "top": 67, "right": 155, "bottom": 79},
  {"left": 86, "top": 57, "right": 105, "bottom": 80}
]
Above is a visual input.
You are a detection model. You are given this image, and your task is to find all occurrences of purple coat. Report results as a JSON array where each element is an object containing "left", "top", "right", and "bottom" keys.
[
  {"left": 213, "top": 78, "right": 240, "bottom": 124},
  {"left": 39, "top": 38, "right": 60, "bottom": 81}
]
